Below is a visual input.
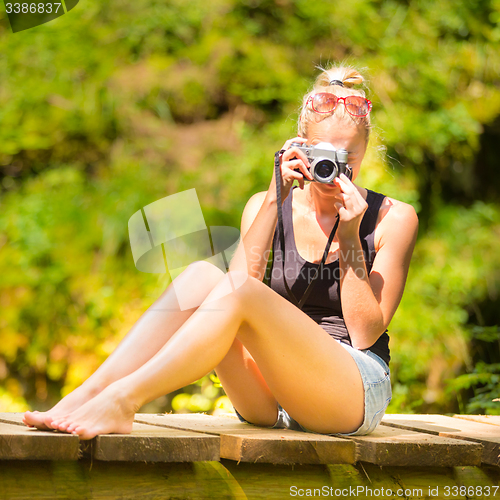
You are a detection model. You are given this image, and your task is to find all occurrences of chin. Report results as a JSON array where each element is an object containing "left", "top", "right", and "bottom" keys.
[{"left": 312, "top": 182, "right": 339, "bottom": 192}]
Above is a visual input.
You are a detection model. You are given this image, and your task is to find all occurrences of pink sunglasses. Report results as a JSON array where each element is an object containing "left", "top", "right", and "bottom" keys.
[{"left": 307, "top": 93, "right": 372, "bottom": 117}]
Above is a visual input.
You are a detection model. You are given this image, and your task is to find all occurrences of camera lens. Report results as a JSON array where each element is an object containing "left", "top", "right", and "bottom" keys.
[
  {"left": 312, "top": 158, "right": 338, "bottom": 183},
  {"left": 316, "top": 160, "right": 333, "bottom": 179}
]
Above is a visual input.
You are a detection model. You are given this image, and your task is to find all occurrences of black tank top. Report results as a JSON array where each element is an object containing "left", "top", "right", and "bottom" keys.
[{"left": 267, "top": 185, "right": 391, "bottom": 365}]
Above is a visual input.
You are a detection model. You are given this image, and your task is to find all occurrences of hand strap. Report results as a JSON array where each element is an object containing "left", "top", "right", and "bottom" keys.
[{"left": 274, "top": 150, "right": 340, "bottom": 310}]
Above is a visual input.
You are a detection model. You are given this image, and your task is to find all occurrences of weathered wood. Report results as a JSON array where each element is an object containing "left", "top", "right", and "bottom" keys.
[
  {"left": 197, "top": 461, "right": 249, "bottom": 500},
  {"left": 347, "top": 424, "right": 482, "bottom": 467},
  {"left": 382, "top": 414, "right": 500, "bottom": 466},
  {"left": 0, "top": 460, "right": 240, "bottom": 500},
  {"left": 358, "top": 463, "right": 500, "bottom": 499},
  {"left": 0, "top": 421, "right": 80, "bottom": 461},
  {"left": 222, "top": 460, "right": 337, "bottom": 499},
  {"left": 0, "top": 412, "right": 218, "bottom": 462},
  {"left": 85, "top": 460, "right": 242, "bottom": 499},
  {"left": 85, "top": 421, "right": 220, "bottom": 462},
  {"left": 453, "top": 465, "right": 498, "bottom": 488},
  {"left": 0, "top": 413, "right": 25, "bottom": 426},
  {"left": 453, "top": 414, "right": 500, "bottom": 427},
  {"left": 352, "top": 463, "right": 456, "bottom": 498},
  {"left": 326, "top": 463, "right": 366, "bottom": 488},
  {"left": 134, "top": 413, "right": 356, "bottom": 465},
  {"left": 222, "top": 460, "right": 500, "bottom": 499},
  {"left": 0, "top": 459, "right": 499, "bottom": 499}
]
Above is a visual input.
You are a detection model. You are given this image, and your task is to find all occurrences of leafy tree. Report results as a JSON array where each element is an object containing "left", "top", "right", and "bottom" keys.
[{"left": 0, "top": 0, "right": 499, "bottom": 415}]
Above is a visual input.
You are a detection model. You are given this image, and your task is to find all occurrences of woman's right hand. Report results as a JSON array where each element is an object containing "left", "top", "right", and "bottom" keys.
[{"left": 270, "top": 137, "right": 314, "bottom": 203}]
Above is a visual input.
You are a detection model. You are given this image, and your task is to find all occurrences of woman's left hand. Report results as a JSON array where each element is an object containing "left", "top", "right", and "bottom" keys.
[{"left": 333, "top": 173, "right": 368, "bottom": 240}]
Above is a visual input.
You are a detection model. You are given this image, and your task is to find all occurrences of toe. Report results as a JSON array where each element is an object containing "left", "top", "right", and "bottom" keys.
[
  {"left": 24, "top": 412, "right": 50, "bottom": 430},
  {"left": 66, "top": 422, "right": 77, "bottom": 433},
  {"left": 51, "top": 419, "right": 65, "bottom": 430},
  {"left": 78, "top": 427, "right": 97, "bottom": 441},
  {"left": 58, "top": 421, "right": 70, "bottom": 431}
]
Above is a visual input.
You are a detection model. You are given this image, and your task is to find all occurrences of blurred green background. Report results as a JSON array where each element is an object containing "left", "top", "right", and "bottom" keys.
[{"left": 0, "top": 0, "right": 499, "bottom": 417}]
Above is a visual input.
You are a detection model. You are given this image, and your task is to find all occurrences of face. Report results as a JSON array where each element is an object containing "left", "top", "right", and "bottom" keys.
[{"left": 301, "top": 117, "right": 367, "bottom": 190}]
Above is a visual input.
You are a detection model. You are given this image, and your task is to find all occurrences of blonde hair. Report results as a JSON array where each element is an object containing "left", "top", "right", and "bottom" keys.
[{"left": 298, "top": 65, "right": 371, "bottom": 143}]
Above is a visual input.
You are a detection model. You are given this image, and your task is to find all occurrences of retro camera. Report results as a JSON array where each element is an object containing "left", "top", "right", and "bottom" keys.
[{"left": 290, "top": 142, "right": 352, "bottom": 183}]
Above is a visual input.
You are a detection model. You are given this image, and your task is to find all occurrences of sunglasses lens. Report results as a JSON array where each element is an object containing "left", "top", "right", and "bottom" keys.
[
  {"left": 313, "top": 93, "right": 338, "bottom": 113},
  {"left": 345, "top": 96, "right": 369, "bottom": 116}
]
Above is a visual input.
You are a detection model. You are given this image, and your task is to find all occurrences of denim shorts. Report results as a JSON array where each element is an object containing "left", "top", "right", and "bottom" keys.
[{"left": 234, "top": 341, "right": 392, "bottom": 436}]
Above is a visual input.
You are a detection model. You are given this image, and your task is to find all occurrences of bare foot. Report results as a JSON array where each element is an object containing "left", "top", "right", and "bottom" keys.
[
  {"left": 23, "top": 382, "right": 104, "bottom": 431},
  {"left": 50, "top": 383, "right": 139, "bottom": 440}
]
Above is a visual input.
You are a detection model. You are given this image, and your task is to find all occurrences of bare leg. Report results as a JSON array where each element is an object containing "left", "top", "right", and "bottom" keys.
[
  {"left": 50, "top": 271, "right": 364, "bottom": 440},
  {"left": 23, "top": 261, "right": 226, "bottom": 430},
  {"left": 214, "top": 335, "right": 280, "bottom": 427}
]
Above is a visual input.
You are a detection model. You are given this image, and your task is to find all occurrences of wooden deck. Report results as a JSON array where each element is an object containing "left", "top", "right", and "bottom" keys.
[{"left": 0, "top": 412, "right": 498, "bottom": 499}]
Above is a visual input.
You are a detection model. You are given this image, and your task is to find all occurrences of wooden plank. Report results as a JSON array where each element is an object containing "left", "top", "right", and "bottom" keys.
[
  {"left": 345, "top": 424, "right": 482, "bottom": 467},
  {"left": 453, "top": 414, "right": 500, "bottom": 427},
  {"left": 1, "top": 459, "right": 499, "bottom": 499},
  {"left": 453, "top": 465, "right": 498, "bottom": 489},
  {"left": 0, "top": 460, "right": 239, "bottom": 500},
  {"left": 0, "top": 412, "right": 219, "bottom": 463},
  {"left": 134, "top": 413, "right": 356, "bottom": 465},
  {"left": 325, "top": 463, "right": 366, "bottom": 489},
  {"left": 382, "top": 414, "right": 500, "bottom": 466},
  {"left": 0, "top": 412, "right": 26, "bottom": 426},
  {"left": 352, "top": 462, "right": 459, "bottom": 498},
  {"left": 0, "top": 421, "right": 80, "bottom": 461},
  {"left": 82, "top": 422, "right": 220, "bottom": 462}
]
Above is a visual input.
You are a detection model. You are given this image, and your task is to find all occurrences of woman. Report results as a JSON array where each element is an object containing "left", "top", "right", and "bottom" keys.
[{"left": 23, "top": 65, "right": 418, "bottom": 439}]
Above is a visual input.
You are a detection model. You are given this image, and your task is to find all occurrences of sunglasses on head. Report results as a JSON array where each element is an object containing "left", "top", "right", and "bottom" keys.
[{"left": 307, "top": 93, "right": 372, "bottom": 118}]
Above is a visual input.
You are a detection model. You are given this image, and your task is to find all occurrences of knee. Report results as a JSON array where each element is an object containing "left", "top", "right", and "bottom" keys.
[
  {"left": 181, "top": 260, "right": 226, "bottom": 287},
  {"left": 159, "top": 260, "right": 226, "bottom": 309},
  {"left": 198, "top": 270, "right": 261, "bottom": 308},
  {"left": 222, "top": 271, "right": 263, "bottom": 300}
]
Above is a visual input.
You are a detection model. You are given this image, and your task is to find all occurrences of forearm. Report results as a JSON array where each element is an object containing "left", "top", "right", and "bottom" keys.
[
  {"left": 229, "top": 190, "right": 278, "bottom": 280},
  {"left": 339, "top": 236, "right": 385, "bottom": 349}
]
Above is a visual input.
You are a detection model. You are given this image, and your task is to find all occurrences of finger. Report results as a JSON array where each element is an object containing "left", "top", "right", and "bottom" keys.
[
  {"left": 282, "top": 137, "right": 308, "bottom": 150},
  {"left": 335, "top": 174, "right": 356, "bottom": 194},
  {"left": 283, "top": 159, "right": 313, "bottom": 181},
  {"left": 334, "top": 202, "right": 347, "bottom": 217},
  {"left": 282, "top": 169, "right": 306, "bottom": 187},
  {"left": 282, "top": 148, "right": 313, "bottom": 176},
  {"left": 342, "top": 189, "right": 366, "bottom": 212},
  {"left": 289, "top": 170, "right": 306, "bottom": 185}
]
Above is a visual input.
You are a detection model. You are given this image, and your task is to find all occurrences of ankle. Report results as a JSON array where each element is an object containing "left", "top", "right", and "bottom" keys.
[
  {"left": 80, "top": 378, "right": 108, "bottom": 398},
  {"left": 107, "top": 380, "right": 143, "bottom": 415}
]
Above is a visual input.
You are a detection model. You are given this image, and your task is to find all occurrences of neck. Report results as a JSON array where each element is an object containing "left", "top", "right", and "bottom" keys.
[
  {"left": 297, "top": 182, "right": 367, "bottom": 221},
  {"left": 303, "top": 183, "right": 341, "bottom": 219}
]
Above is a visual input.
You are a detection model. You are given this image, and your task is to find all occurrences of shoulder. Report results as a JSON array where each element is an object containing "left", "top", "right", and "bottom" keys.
[
  {"left": 374, "top": 195, "right": 419, "bottom": 252},
  {"left": 240, "top": 190, "right": 269, "bottom": 236},
  {"left": 245, "top": 190, "right": 268, "bottom": 209},
  {"left": 242, "top": 191, "right": 268, "bottom": 221}
]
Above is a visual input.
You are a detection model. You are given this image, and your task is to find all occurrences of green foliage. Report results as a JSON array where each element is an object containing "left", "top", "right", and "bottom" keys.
[
  {"left": 0, "top": 0, "right": 499, "bottom": 416},
  {"left": 386, "top": 201, "right": 500, "bottom": 413},
  {"left": 446, "top": 327, "right": 500, "bottom": 414}
]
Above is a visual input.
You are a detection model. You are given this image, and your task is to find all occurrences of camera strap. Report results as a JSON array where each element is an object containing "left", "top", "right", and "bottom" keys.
[{"left": 274, "top": 150, "right": 340, "bottom": 310}]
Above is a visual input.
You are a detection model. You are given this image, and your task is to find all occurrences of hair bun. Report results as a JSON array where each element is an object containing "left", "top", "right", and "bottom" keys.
[{"left": 316, "top": 66, "right": 365, "bottom": 89}]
